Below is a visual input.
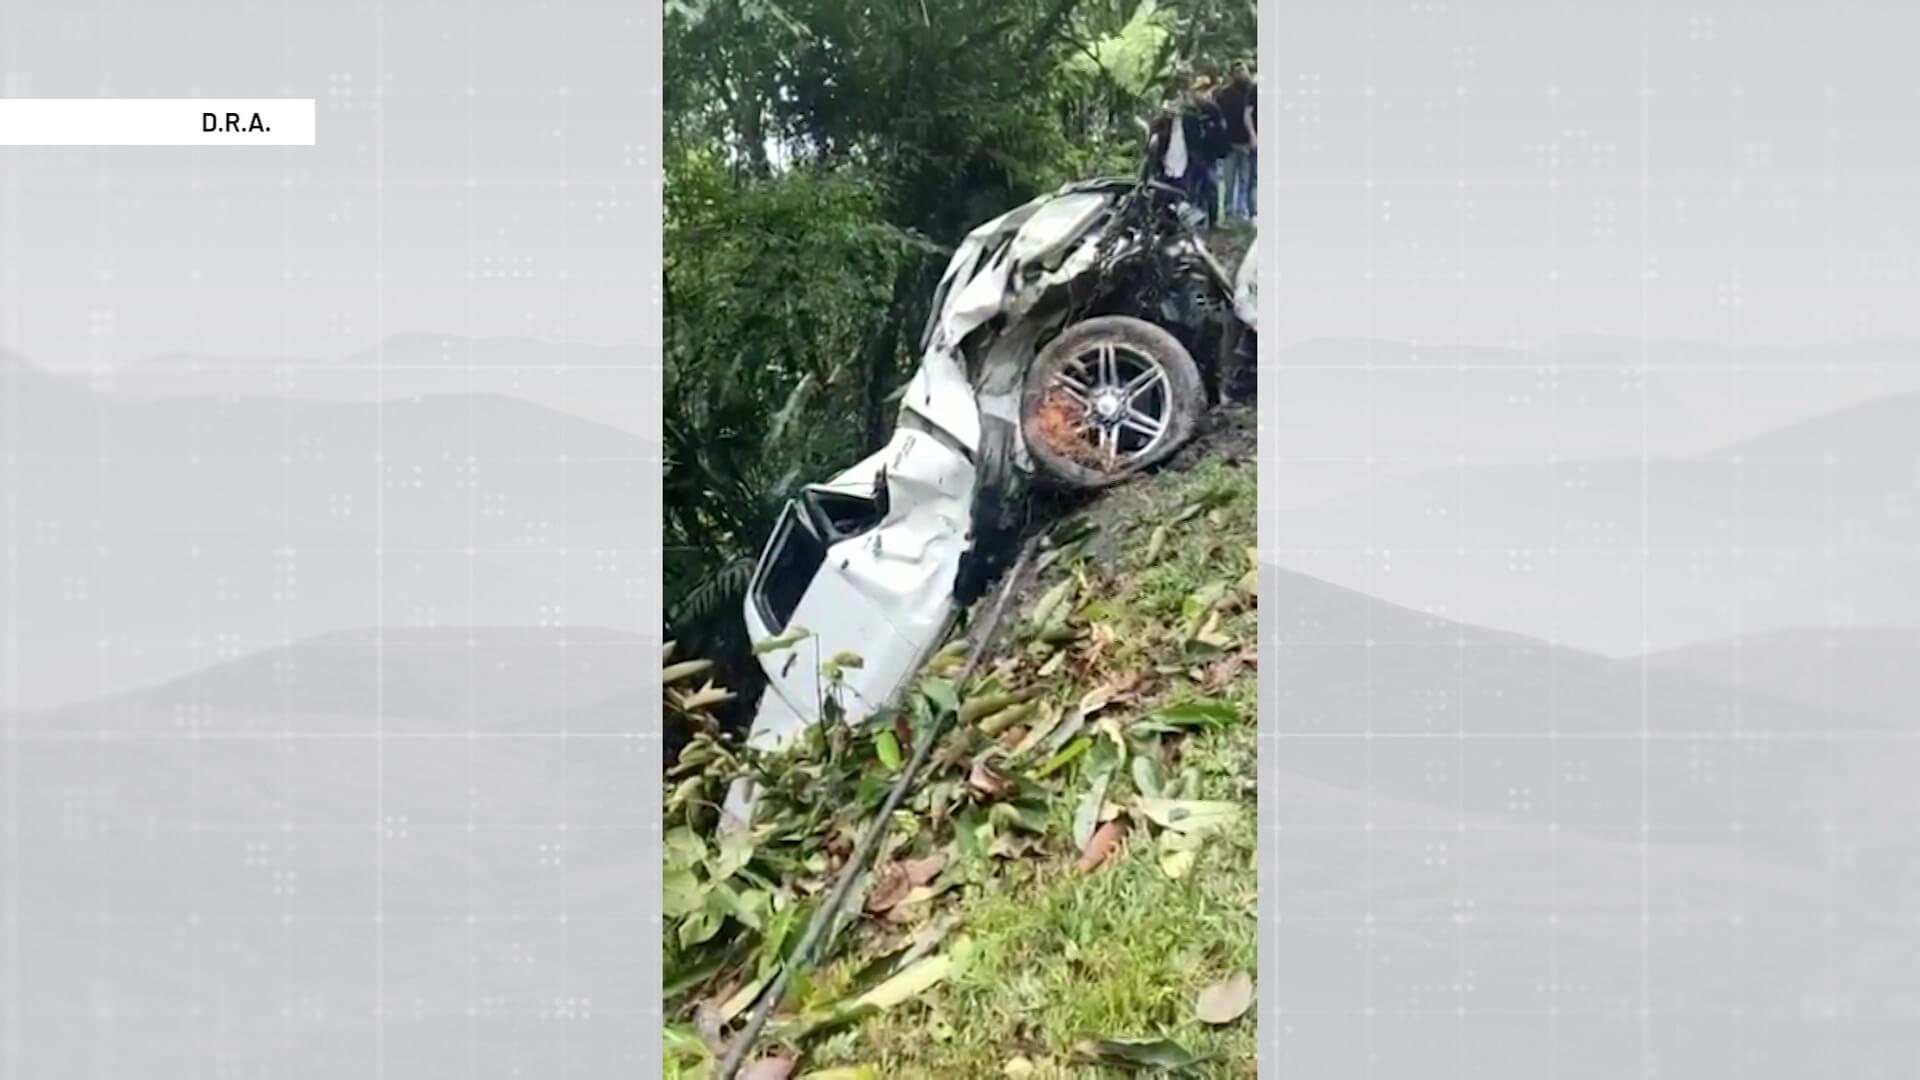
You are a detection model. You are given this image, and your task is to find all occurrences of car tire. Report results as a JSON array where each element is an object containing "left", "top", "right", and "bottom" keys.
[{"left": 1019, "top": 315, "right": 1206, "bottom": 490}]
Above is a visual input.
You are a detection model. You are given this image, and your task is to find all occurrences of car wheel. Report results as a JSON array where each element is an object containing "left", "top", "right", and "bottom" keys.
[{"left": 1020, "top": 315, "right": 1206, "bottom": 490}]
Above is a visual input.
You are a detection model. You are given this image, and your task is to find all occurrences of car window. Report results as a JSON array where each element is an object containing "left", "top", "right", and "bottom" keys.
[
  {"left": 802, "top": 487, "right": 888, "bottom": 544},
  {"left": 752, "top": 503, "right": 827, "bottom": 633}
]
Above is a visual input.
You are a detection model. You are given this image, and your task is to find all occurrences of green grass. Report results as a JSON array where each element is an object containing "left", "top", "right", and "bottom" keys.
[{"left": 799, "top": 453, "right": 1261, "bottom": 1078}]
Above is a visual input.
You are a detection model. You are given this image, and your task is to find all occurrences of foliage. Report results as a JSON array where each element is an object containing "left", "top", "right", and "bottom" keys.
[
  {"left": 664, "top": 446, "right": 1261, "bottom": 1076},
  {"left": 663, "top": 152, "right": 925, "bottom": 663},
  {"left": 661, "top": 0, "right": 1257, "bottom": 677}
]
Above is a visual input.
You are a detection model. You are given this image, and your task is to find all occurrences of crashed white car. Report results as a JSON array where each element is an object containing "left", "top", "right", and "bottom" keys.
[{"left": 728, "top": 177, "right": 1255, "bottom": 816}]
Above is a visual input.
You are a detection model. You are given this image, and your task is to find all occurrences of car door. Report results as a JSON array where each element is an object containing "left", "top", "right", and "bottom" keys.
[{"left": 746, "top": 491, "right": 902, "bottom": 730}]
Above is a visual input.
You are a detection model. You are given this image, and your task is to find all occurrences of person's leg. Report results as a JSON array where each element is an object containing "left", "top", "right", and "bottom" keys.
[
  {"left": 1233, "top": 148, "right": 1252, "bottom": 217},
  {"left": 1222, "top": 149, "right": 1243, "bottom": 218},
  {"left": 1246, "top": 146, "right": 1257, "bottom": 218}
]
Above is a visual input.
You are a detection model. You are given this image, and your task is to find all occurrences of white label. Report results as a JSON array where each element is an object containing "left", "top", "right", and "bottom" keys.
[{"left": 0, "top": 99, "right": 315, "bottom": 146}]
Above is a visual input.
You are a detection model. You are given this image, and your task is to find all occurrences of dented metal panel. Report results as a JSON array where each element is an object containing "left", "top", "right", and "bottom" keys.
[{"left": 737, "top": 177, "right": 1250, "bottom": 803}]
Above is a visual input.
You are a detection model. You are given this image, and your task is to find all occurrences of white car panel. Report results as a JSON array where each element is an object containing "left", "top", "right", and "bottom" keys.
[{"left": 1233, "top": 233, "right": 1258, "bottom": 330}]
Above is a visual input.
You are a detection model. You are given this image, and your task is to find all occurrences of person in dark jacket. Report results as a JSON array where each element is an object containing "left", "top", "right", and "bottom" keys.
[
  {"left": 1179, "top": 75, "right": 1230, "bottom": 228},
  {"left": 1214, "top": 62, "right": 1257, "bottom": 219}
]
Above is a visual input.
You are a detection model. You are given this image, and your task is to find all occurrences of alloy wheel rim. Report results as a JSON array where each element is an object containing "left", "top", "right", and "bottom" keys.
[{"left": 1045, "top": 342, "right": 1172, "bottom": 467}]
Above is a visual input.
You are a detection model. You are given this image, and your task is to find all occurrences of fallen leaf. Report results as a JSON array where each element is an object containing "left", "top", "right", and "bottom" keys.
[
  {"left": 979, "top": 701, "right": 1034, "bottom": 737},
  {"left": 753, "top": 626, "right": 811, "bottom": 655},
  {"left": 1159, "top": 848, "right": 1196, "bottom": 880},
  {"left": 1009, "top": 704, "right": 1063, "bottom": 758},
  {"left": 1032, "top": 735, "right": 1091, "bottom": 779},
  {"left": 1144, "top": 523, "right": 1169, "bottom": 563},
  {"left": 1078, "top": 683, "right": 1119, "bottom": 716},
  {"left": 961, "top": 687, "right": 1042, "bottom": 726},
  {"left": 1195, "top": 971, "right": 1254, "bottom": 1025},
  {"left": 901, "top": 852, "right": 948, "bottom": 887},
  {"left": 1071, "top": 1036, "right": 1208, "bottom": 1070},
  {"left": 865, "top": 863, "right": 911, "bottom": 913},
  {"left": 989, "top": 832, "right": 1040, "bottom": 860},
  {"left": 718, "top": 973, "right": 769, "bottom": 1023},
  {"left": 690, "top": 1003, "right": 728, "bottom": 1055},
  {"left": 1144, "top": 698, "right": 1238, "bottom": 732},
  {"left": 1194, "top": 611, "right": 1232, "bottom": 648},
  {"left": 968, "top": 760, "right": 1010, "bottom": 799},
  {"left": 1074, "top": 763, "right": 1115, "bottom": 852},
  {"left": 1131, "top": 755, "right": 1166, "bottom": 799},
  {"left": 1134, "top": 798, "right": 1240, "bottom": 836},
  {"left": 921, "top": 677, "right": 960, "bottom": 714},
  {"left": 741, "top": 1055, "right": 794, "bottom": 1080},
  {"left": 1076, "top": 818, "right": 1129, "bottom": 872},
  {"left": 662, "top": 659, "right": 714, "bottom": 685},
  {"left": 1003, "top": 1055, "right": 1037, "bottom": 1078},
  {"left": 989, "top": 799, "right": 1050, "bottom": 835},
  {"left": 1202, "top": 653, "right": 1246, "bottom": 690},
  {"left": 854, "top": 953, "right": 952, "bottom": 1010},
  {"left": 897, "top": 884, "right": 944, "bottom": 907},
  {"left": 1028, "top": 578, "right": 1076, "bottom": 629},
  {"left": 802, "top": 1068, "right": 880, "bottom": 1080}
]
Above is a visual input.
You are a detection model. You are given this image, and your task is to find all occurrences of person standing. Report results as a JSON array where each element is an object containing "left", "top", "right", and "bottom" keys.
[
  {"left": 1181, "top": 75, "right": 1229, "bottom": 228},
  {"left": 1214, "top": 62, "right": 1257, "bottom": 220}
]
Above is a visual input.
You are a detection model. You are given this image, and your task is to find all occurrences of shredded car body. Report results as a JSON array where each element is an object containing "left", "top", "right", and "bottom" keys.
[{"left": 726, "top": 176, "right": 1256, "bottom": 821}]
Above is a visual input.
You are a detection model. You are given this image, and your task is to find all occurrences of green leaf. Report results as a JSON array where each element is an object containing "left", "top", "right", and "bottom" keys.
[
  {"left": 664, "top": 866, "right": 704, "bottom": 918},
  {"left": 1032, "top": 735, "right": 1092, "bottom": 780},
  {"left": 1144, "top": 698, "right": 1238, "bottom": 731},
  {"left": 727, "top": 886, "right": 770, "bottom": 932},
  {"left": 665, "top": 827, "right": 707, "bottom": 870},
  {"left": 1133, "top": 798, "right": 1241, "bottom": 836},
  {"left": 1027, "top": 578, "right": 1076, "bottom": 629},
  {"left": 1131, "top": 755, "right": 1166, "bottom": 799},
  {"left": 854, "top": 953, "right": 952, "bottom": 1010},
  {"left": 989, "top": 799, "right": 1051, "bottom": 836},
  {"left": 953, "top": 809, "right": 991, "bottom": 861},
  {"left": 1074, "top": 762, "right": 1115, "bottom": 853},
  {"left": 1071, "top": 1036, "right": 1210, "bottom": 1071},
  {"left": 677, "top": 906, "right": 724, "bottom": 948},
  {"left": 1037, "top": 707, "right": 1088, "bottom": 757},
  {"left": 1181, "top": 582, "right": 1230, "bottom": 625},
  {"left": 1159, "top": 848, "right": 1197, "bottom": 880},
  {"left": 921, "top": 676, "right": 960, "bottom": 715},
  {"left": 1144, "top": 524, "right": 1169, "bottom": 563},
  {"left": 709, "top": 827, "right": 756, "bottom": 881},
  {"left": 874, "top": 729, "right": 902, "bottom": 770},
  {"left": 754, "top": 626, "right": 812, "bottom": 655}
]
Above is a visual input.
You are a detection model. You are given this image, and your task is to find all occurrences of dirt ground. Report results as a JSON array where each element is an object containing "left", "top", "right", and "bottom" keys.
[{"left": 968, "top": 401, "right": 1256, "bottom": 649}]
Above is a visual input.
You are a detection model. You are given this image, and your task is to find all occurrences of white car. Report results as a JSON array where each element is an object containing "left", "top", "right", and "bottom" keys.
[{"left": 726, "top": 178, "right": 1255, "bottom": 819}]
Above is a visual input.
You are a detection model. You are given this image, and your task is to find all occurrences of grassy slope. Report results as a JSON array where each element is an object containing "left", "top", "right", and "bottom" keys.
[{"left": 804, "top": 410, "right": 1260, "bottom": 1078}]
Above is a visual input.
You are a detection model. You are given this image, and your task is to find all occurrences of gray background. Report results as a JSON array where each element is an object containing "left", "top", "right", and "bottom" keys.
[
  {"left": 1, "top": 0, "right": 659, "bottom": 1077},
  {"left": 4, "top": 0, "right": 1918, "bottom": 1077},
  {"left": 1259, "top": 1, "right": 1920, "bottom": 1077}
]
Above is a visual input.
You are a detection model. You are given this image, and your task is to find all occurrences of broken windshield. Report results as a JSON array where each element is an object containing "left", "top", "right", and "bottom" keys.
[{"left": 751, "top": 503, "right": 827, "bottom": 634}]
